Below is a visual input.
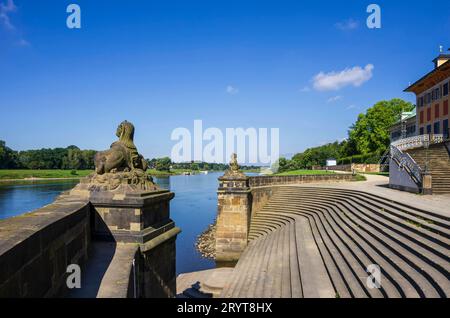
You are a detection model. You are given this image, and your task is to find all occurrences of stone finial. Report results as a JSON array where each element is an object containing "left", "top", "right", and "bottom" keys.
[{"left": 223, "top": 153, "right": 246, "bottom": 178}]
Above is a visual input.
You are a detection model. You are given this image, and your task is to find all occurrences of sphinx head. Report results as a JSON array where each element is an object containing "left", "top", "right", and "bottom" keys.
[{"left": 116, "top": 120, "right": 135, "bottom": 141}]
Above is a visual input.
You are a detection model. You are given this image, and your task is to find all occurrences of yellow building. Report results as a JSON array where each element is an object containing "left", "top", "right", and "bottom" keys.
[{"left": 405, "top": 52, "right": 450, "bottom": 138}]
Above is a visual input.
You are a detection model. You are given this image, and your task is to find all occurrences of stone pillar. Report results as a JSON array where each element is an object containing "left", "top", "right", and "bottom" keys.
[
  {"left": 215, "top": 153, "right": 251, "bottom": 262},
  {"left": 422, "top": 173, "right": 433, "bottom": 195},
  {"left": 69, "top": 177, "right": 180, "bottom": 298}
]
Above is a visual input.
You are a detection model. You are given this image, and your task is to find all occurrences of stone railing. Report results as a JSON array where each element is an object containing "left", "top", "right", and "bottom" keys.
[
  {"left": 0, "top": 196, "right": 91, "bottom": 297},
  {"left": 390, "top": 144, "right": 422, "bottom": 186},
  {"left": 391, "top": 134, "right": 444, "bottom": 151},
  {"left": 248, "top": 174, "right": 356, "bottom": 187}
]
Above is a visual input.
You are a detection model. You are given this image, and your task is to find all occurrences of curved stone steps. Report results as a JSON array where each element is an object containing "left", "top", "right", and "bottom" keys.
[
  {"left": 270, "top": 194, "right": 450, "bottom": 267},
  {"left": 267, "top": 191, "right": 450, "bottom": 246},
  {"left": 264, "top": 199, "right": 449, "bottom": 296},
  {"left": 221, "top": 187, "right": 450, "bottom": 298},
  {"left": 263, "top": 208, "right": 404, "bottom": 298},
  {"left": 296, "top": 203, "right": 443, "bottom": 297},
  {"left": 267, "top": 193, "right": 450, "bottom": 239}
]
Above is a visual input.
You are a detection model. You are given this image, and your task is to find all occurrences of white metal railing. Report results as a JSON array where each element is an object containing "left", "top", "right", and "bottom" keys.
[
  {"left": 391, "top": 134, "right": 444, "bottom": 151},
  {"left": 390, "top": 145, "right": 422, "bottom": 186}
]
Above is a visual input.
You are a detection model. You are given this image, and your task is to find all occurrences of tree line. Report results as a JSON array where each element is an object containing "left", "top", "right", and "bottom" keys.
[
  {"left": 0, "top": 142, "right": 96, "bottom": 170},
  {"left": 147, "top": 157, "right": 260, "bottom": 172},
  {"left": 277, "top": 98, "right": 414, "bottom": 172}
]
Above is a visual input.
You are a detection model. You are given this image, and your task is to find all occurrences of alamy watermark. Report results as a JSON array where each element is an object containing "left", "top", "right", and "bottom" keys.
[
  {"left": 171, "top": 120, "right": 280, "bottom": 170},
  {"left": 66, "top": 4, "right": 81, "bottom": 29},
  {"left": 366, "top": 264, "right": 381, "bottom": 289},
  {"left": 366, "top": 4, "right": 381, "bottom": 29},
  {"left": 66, "top": 264, "right": 81, "bottom": 289}
]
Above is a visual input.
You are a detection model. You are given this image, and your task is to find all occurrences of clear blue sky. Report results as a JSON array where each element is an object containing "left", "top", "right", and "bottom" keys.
[{"left": 1, "top": 0, "right": 449, "bottom": 160}]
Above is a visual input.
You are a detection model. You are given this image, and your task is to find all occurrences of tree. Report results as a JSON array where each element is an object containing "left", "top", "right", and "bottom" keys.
[
  {"left": 348, "top": 99, "right": 414, "bottom": 154},
  {"left": 0, "top": 140, "right": 18, "bottom": 169},
  {"left": 155, "top": 157, "right": 172, "bottom": 172}
]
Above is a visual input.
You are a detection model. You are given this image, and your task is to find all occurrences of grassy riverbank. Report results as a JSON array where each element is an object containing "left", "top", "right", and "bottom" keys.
[
  {"left": 0, "top": 168, "right": 236, "bottom": 180},
  {"left": 0, "top": 169, "right": 93, "bottom": 180}
]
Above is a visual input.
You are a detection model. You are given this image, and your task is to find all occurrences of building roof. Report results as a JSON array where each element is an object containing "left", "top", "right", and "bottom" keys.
[
  {"left": 391, "top": 108, "right": 417, "bottom": 129},
  {"left": 404, "top": 59, "right": 450, "bottom": 95}
]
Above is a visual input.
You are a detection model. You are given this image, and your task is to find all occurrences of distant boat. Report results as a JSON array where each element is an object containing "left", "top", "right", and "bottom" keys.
[{"left": 199, "top": 171, "right": 208, "bottom": 175}]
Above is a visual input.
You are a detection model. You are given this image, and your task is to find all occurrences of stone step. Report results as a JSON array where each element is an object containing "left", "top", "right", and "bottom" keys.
[
  {"left": 268, "top": 194, "right": 450, "bottom": 255},
  {"left": 219, "top": 186, "right": 450, "bottom": 298},
  {"left": 269, "top": 191, "right": 450, "bottom": 239},
  {"left": 260, "top": 189, "right": 446, "bottom": 296}
]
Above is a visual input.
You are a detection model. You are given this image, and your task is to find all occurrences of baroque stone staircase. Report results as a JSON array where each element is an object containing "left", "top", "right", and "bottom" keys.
[
  {"left": 220, "top": 187, "right": 450, "bottom": 298},
  {"left": 405, "top": 143, "right": 450, "bottom": 194}
]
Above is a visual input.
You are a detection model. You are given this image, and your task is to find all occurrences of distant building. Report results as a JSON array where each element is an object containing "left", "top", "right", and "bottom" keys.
[
  {"left": 404, "top": 52, "right": 450, "bottom": 138},
  {"left": 390, "top": 109, "right": 417, "bottom": 142}
]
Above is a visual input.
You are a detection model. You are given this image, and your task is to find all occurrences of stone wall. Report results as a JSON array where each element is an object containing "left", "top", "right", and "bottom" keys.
[
  {"left": 250, "top": 186, "right": 278, "bottom": 218},
  {"left": 248, "top": 173, "right": 356, "bottom": 187},
  {"left": 312, "top": 164, "right": 380, "bottom": 173},
  {"left": 0, "top": 197, "right": 91, "bottom": 297}
]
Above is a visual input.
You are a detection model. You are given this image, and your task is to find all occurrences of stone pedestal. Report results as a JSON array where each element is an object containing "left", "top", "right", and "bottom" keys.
[
  {"left": 215, "top": 175, "right": 251, "bottom": 262},
  {"left": 68, "top": 174, "right": 180, "bottom": 297}
]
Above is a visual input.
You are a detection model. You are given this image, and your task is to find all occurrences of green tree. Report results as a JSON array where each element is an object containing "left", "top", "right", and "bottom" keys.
[
  {"left": 348, "top": 98, "right": 414, "bottom": 154},
  {"left": 155, "top": 157, "right": 172, "bottom": 171},
  {"left": 0, "top": 140, "right": 18, "bottom": 168}
]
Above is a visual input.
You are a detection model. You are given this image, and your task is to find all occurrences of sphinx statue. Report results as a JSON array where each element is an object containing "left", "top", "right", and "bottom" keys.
[
  {"left": 72, "top": 121, "right": 158, "bottom": 193},
  {"left": 94, "top": 120, "right": 148, "bottom": 174}
]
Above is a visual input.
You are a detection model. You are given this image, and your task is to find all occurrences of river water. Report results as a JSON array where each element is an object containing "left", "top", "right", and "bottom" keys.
[{"left": 0, "top": 172, "right": 239, "bottom": 274}]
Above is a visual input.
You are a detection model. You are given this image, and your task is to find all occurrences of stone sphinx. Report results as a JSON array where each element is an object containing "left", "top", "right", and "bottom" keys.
[
  {"left": 95, "top": 120, "right": 148, "bottom": 174},
  {"left": 223, "top": 153, "right": 246, "bottom": 178},
  {"left": 72, "top": 121, "right": 158, "bottom": 193}
]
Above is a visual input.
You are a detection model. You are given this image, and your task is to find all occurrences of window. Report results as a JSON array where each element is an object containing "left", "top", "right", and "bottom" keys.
[
  {"left": 427, "top": 107, "right": 431, "bottom": 121},
  {"left": 406, "top": 125, "right": 416, "bottom": 137},
  {"left": 444, "top": 120, "right": 449, "bottom": 139},
  {"left": 444, "top": 100, "right": 448, "bottom": 116},
  {"left": 420, "top": 127, "right": 424, "bottom": 135},
  {"left": 435, "top": 104, "right": 440, "bottom": 118},
  {"left": 418, "top": 97, "right": 424, "bottom": 107},
  {"left": 444, "top": 82, "right": 449, "bottom": 96},
  {"left": 427, "top": 125, "right": 432, "bottom": 134},
  {"left": 420, "top": 111, "right": 424, "bottom": 124},
  {"left": 434, "top": 121, "right": 440, "bottom": 134},
  {"left": 426, "top": 93, "right": 431, "bottom": 104}
]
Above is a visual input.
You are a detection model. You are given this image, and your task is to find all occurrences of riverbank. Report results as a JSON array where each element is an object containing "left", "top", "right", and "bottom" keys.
[{"left": 196, "top": 223, "right": 216, "bottom": 259}]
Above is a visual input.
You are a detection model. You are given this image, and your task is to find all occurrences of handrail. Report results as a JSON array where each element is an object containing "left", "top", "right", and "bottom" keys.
[
  {"left": 390, "top": 144, "right": 423, "bottom": 187},
  {"left": 391, "top": 134, "right": 444, "bottom": 151}
]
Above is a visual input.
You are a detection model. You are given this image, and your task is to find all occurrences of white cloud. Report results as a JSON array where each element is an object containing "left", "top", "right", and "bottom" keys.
[
  {"left": 226, "top": 85, "right": 239, "bottom": 95},
  {"left": 346, "top": 104, "right": 357, "bottom": 110},
  {"left": 327, "top": 95, "right": 342, "bottom": 103},
  {"left": 0, "top": 0, "right": 16, "bottom": 30},
  {"left": 335, "top": 19, "right": 359, "bottom": 31},
  {"left": 313, "top": 64, "right": 374, "bottom": 91}
]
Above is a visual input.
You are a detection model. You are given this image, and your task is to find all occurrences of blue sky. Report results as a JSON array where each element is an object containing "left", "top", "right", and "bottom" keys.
[{"left": 1, "top": 0, "right": 450, "bottom": 160}]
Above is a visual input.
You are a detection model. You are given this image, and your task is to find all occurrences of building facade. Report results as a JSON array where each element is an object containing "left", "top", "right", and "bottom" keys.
[
  {"left": 390, "top": 109, "right": 417, "bottom": 142},
  {"left": 405, "top": 53, "right": 450, "bottom": 138}
]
